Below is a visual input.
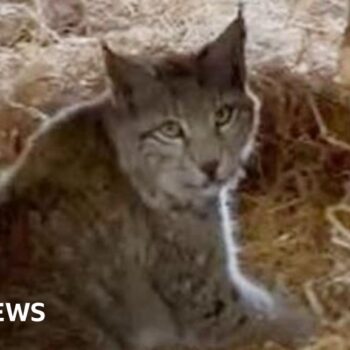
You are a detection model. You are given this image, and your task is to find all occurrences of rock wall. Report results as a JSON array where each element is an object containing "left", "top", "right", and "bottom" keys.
[{"left": 0, "top": 0, "right": 347, "bottom": 165}]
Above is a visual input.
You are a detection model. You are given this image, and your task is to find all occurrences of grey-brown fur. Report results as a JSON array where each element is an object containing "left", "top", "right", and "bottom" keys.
[{"left": 0, "top": 10, "right": 313, "bottom": 350}]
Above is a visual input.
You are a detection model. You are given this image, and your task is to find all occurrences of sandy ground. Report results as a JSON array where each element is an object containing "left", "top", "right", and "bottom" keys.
[{"left": 0, "top": 0, "right": 350, "bottom": 349}]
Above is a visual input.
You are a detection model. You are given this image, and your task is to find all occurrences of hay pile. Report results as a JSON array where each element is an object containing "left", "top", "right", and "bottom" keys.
[
  {"left": 0, "top": 0, "right": 350, "bottom": 349},
  {"left": 240, "top": 68, "right": 350, "bottom": 349}
]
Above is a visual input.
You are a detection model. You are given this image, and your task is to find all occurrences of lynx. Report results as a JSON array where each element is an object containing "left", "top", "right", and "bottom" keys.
[{"left": 0, "top": 10, "right": 313, "bottom": 350}]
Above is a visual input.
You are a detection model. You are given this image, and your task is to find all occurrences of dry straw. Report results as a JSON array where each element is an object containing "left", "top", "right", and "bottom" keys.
[{"left": 239, "top": 66, "right": 350, "bottom": 349}]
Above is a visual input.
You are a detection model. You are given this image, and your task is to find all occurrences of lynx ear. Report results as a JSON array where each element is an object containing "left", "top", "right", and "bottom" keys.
[
  {"left": 197, "top": 8, "right": 246, "bottom": 89},
  {"left": 101, "top": 41, "right": 156, "bottom": 100}
]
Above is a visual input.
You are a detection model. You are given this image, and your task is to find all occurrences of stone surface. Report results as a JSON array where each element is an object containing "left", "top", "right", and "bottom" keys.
[
  {"left": 0, "top": 0, "right": 347, "bottom": 114},
  {"left": 0, "top": 3, "right": 38, "bottom": 47},
  {"left": 39, "top": 0, "right": 87, "bottom": 36},
  {"left": 0, "top": 0, "right": 347, "bottom": 161}
]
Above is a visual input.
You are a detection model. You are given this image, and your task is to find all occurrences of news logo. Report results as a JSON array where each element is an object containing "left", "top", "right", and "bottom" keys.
[{"left": 0, "top": 303, "right": 45, "bottom": 323}]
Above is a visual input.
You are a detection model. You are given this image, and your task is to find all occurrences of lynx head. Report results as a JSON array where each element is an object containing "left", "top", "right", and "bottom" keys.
[{"left": 103, "top": 10, "right": 259, "bottom": 210}]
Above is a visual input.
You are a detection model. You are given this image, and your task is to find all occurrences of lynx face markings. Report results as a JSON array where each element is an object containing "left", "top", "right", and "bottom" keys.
[
  {"left": 135, "top": 87, "right": 255, "bottom": 207},
  {"left": 103, "top": 11, "right": 256, "bottom": 210}
]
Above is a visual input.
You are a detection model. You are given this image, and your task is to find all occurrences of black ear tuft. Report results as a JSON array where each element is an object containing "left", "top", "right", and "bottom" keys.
[
  {"left": 101, "top": 40, "right": 114, "bottom": 71},
  {"left": 197, "top": 7, "right": 247, "bottom": 90},
  {"left": 101, "top": 40, "right": 131, "bottom": 95}
]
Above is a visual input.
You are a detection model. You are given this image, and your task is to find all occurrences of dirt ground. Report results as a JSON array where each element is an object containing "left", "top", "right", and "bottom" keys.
[{"left": 0, "top": 1, "right": 350, "bottom": 349}]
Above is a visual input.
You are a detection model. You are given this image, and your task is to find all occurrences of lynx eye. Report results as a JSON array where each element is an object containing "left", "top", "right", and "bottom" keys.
[
  {"left": 157, "top": 120, "right": 184, "bottom": 139},
  {"left": 215, "top": 105, "right": 235, "bottom": 128}
]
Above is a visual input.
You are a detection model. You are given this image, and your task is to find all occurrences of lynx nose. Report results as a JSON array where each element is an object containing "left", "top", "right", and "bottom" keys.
[{"left": 201, "top": 160, "right": 219, "bottom": 181}]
